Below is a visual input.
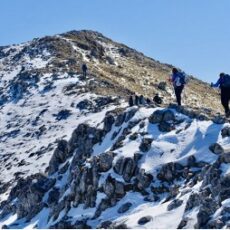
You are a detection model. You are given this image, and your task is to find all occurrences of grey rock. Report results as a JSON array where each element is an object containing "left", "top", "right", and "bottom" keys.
[
  {"left": 207, "top": 219, "right": 225, "bottom": 229},
  {"left": 49, "top": 140, "right": 69, "bottom": 175},
  {"left": 149, "top": 110, "right": 165, "bottom": 124},
  {"left": 54, "top": 109, "right": 71, "bottom": 121},
  {"left": 129, "top": 132, "right": 138, "bottom": 140},
  {"left": 139, "top": 138, "right": 153, "bottom": 152},
  {"left": 162, "top": 110, "right": 175, "bottom": 122},
  {"left": 98, "top": 152, "right": 114, "bottom": 172},
  {"left": 114, "top": 180, "right": 125, "bottom": 197},
  {"left": 68, "top": 123, "right": 103, "bottom": 158},
  {"left": 221, "top": 126, "right": 230, "bottom": 138},
  {"left": 220, "top": 174, "right": 230, "bottom": 201},
  {"left": 157, "top": 162, "right": 183, "bottom": 182},
  {"left": 187, "top": 155, "right": 196, "bottom": 167},
  {"left": 136, "top": 169, "right": 153, "bottom": 189},
  {"left": 185, "top": 193, "right": 201, "bottom": 211},
  {"left": 158, "top": 81, "right": 167, "bottom": 91},
  {"left": 103, "top": 114, "right": 115, "bottom": 133},
  {"left": 103, "top": 175, "right": 115, "bottom": 198},
  {"left": 94, "top": 198, "right": 111, "bottom": 218},
  {"left": 212, "top": 116, "right": 226, "bottom": 124},
  {"left": 115, "top": 112, "right": 126, "bottom": 127},
  {"left": 201, "top": 165, "right": 221, "bottom": 197},
  {"left": 47, "top": 187, "right": 60, "bottom": 205},
  {"left": 114, "top": 157, "right": 126, "bottom": 175},
  {"left": 122, "top": 158, "right": 136, "bottom": 182},
  {"left": 167, "top": 199, "right": 183, "bottom": 211},
  {"left": 178, "top": 218, "right": 188, "bottom": 229},
  {"left": 196, "top": 198, "right": 219, "bottom": 228},
  {"left": 209, "top": 143, "right": 224, "bottom": 155},
  {"left": 118, "top": 202, "right": 132, "bottom": 214},
  {"left": 125, "top": 108, "right": 137, "bottom": 122},
  {"left": 220, "top": 152, "right": 230, "bottom": 163},
  {"left": 97, "top": 220, "right": 112, "bottom": 229},
  {"left": 158, "top": 121, "right": 175, "bottom": 132},
  {"left": 138, "top": 216, "right": 152, "bottom": 225},
  {"left": 76, "top": 99, "right": 94, "bottom": 110}
]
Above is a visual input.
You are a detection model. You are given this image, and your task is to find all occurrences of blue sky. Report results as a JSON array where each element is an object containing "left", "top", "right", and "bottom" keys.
[{"left": 1, "top": 0, "right": 230, "bottom": 82}]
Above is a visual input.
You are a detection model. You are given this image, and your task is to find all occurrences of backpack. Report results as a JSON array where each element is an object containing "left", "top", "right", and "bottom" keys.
[
  {"left": 174, "top": 72, "right": 186, "bottom": 87},
  {"left": 222, "top": 74, "right": 230, "bottom": 88}
]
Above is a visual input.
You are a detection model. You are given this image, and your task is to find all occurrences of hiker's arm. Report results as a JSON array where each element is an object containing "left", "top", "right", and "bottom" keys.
[{"left": 211, "top": 78, "right": 221, "bottom": 87}]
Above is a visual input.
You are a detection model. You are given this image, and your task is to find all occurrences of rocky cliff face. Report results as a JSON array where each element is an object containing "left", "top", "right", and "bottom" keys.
[{"left": 0, "top": 30, "right": 229, "bottom": 229}]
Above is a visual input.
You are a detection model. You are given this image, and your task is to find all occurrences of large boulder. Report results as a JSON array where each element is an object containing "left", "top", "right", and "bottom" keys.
[
  {"left": 122, "top": 158, "right": 136, "bottom": 182},
  {"left": 136, "top": 169, "right": 153, "bottom": 189},
  {"left": 196, "top": 198, "right": 219, "bottom": 228},
  {"left": 149, "top": 110, "right": 165, "bottom": 124},
  {"left": 103, "top": 113, "right": 115, "bottom": 133},
  {"left": 97, "top": 152, "right": 114, "bottom": 172},
  {"left": 49, "top": 140, "right": 69, "bottom": 175},
  {"left": 157, "top": 162, "right": 183, "bottom": 182},
  {"left": 12, "top": 174, "right": 56, "bottom": 221},
  {"left": 68, "top": 123, "right": 103, "bottom": 158},
  {"left": 158, "top": 121, "right": 175, "bottom": 132},
  {"left": 149, "top": 109, "right": 175, "bottom": 124}
]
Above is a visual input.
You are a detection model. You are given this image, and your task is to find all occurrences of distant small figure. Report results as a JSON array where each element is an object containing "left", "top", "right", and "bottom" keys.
[
  {"left": 139, "top": 95, "right": 146, "bottom": 105},
  {"left": 153, "top": 93, "right": 162, "bottom": 104},
  {"left": 146, "top": 98, "right": 151, "bottom": 104},
  {"left": 128, "top": 95, "right": 134, "bottom": 107},
  {"left": 82, "top": 63, "right": 88, "bottom": 78},
  {"left": 211, "top": 72, "right": 230, "bottom": 118},
  {"left": 135, "top": 94, "right": 139, "bottom": 106}
]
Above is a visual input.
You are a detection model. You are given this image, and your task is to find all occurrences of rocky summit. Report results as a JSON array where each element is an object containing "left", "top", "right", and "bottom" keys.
[{"left": 0, "top": 30, "right": 229, "bottom": 229}]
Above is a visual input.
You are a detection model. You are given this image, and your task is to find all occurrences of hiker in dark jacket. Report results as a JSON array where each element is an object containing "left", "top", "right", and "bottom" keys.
[
  {"left": 128, "top": 95, "right": 134, "bottom": 107},
  {"left": 170, "top": 68, "right": 186, "bottom": 106},
  {"left": 139, "top": 95, "right": 146, "bottom": 105},
  {"left": 135, "top": 94, "right": 139, "bottom": 106},
  {"left": 82, "top": 63, "right": 88, "bottom": 78},
  {"left": 211, "top": 73, "right": 230, "bottom": 117}
]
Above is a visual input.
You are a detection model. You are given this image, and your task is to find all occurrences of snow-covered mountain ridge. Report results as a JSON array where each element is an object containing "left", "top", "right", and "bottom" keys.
[{"left": 0, "top": 30, "right": 229, "bottom": 228}]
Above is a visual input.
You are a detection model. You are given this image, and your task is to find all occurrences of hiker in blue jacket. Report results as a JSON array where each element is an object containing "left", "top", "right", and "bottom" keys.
[
  {"left": 211, "top": 73, "right": 230, "bottom": 117},
  {"left": 170, "top": 68, "right": 186, "bottom": 106}
]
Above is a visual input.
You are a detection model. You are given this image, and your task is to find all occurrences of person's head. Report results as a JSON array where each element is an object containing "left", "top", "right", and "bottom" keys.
[
  {"left": 172, "top": 68, "right": 178, "bottom": 74},
  {"left": 220, "top": 72, "right": 225, "bottom": 78}
]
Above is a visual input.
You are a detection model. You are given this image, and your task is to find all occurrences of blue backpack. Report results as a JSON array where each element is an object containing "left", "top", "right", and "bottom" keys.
[
  {"left": 222, "top": 74, "right": 230, "bottom": 88},
  {"left": 174, "top": 72, "right": 186, "bottom": 86}
]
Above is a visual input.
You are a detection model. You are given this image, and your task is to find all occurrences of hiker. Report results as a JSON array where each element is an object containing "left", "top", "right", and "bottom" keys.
[
  {"left": 170, "top": 68, "right": 186, "bottom": 106},
  {"left": 128, "top": 95, "right": 134, "bottom": 107},
  {"left": 82, "top": 63, "right": 88, "bottom": 78},
  {"left": 146, "top": 98, "right": 152, "bottom": 104},
  {"left": 153, "top": 93, "right": 162, "bottom": 104},
  {"left": 135, "top": 94, "right": 139, "bottom": 106},
  {"left": 139, "top": 95, "right": 146, "bottom": 105},
  {"left": 211, "top": 73, "right": 230, "bottom": 117}
]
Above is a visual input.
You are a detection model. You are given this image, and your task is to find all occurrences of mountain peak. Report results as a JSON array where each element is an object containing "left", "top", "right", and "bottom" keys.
[{"left": 0, "top": 29, "right": 229, "bottom": 229}]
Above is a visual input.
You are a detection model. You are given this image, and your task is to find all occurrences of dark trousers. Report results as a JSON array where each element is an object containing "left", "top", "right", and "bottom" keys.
[
  {"left": 174, "top": 86, "right": 184, "bottom": 106},
  {"left": 83, "top": 70, "right": 87, "bottom": 78},
  {"left": 221, "top": 87, "right": 230, "bottom": 114}
]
